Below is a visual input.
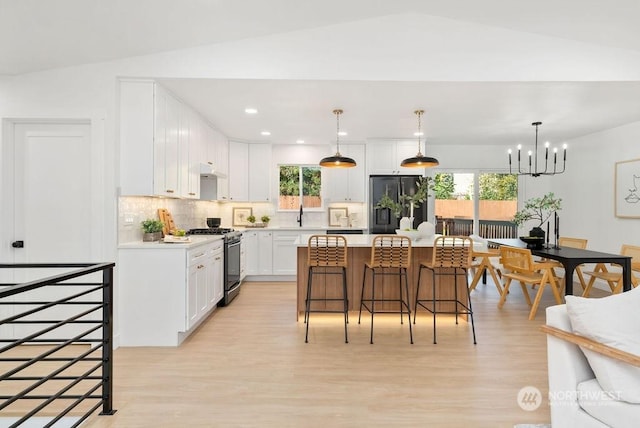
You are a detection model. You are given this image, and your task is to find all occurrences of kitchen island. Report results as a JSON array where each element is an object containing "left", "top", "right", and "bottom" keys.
[{"left": 295, "top": 234, "right": 479, "bottom": 318}]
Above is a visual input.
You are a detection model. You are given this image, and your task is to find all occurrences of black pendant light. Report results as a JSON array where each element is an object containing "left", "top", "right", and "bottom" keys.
[
  {"left": 319, "top": 109, "right": 356, "bottom": 168},
  {"left": 400, "top": 109, "right": 439, "bottom": 168}
]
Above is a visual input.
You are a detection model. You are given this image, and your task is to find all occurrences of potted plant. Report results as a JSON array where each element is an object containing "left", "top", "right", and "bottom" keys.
[
  {"left": 375, "top": 176, "right": 434, "bottom": 230},
  {"left": 261, "top": 215, "right": 270, "bottom": 226},
  {"left": 512, "top": 192, "right": 562, "bottom": 239},
  {"left": 247, "top": 215, "right": 256, "bottom": 226},
  {"left": 141, "top": 219, "right": 164, "bottom": 242}
]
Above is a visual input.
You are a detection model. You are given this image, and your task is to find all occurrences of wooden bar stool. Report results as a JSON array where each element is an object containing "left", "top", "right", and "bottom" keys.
[
  {"left": 415, "top": 236, "right": 476, "bottom": 344},
  {"left": 304, "top": 235, "right": 349, "bottom": 343},
  {"left": 358, "top": 235, "right": 413, "bottom": 344}
]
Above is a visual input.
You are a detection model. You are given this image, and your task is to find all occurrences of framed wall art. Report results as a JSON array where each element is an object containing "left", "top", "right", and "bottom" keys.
[
  {"left": 233, "top": 207, "right": 253, "bottom": 226},
  {"left": 615, "top": 158, "right": 640, "bottom": 218},
  {"left": 328, "top": 207, "right": 349, "bottom": 227}
]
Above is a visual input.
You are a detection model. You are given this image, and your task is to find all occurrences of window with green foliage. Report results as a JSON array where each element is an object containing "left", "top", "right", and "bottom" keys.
[
  {"left": 278, "top": 165, "right": 322, "bottom": 210},
  {"left": 434, "top": 172, "right": 518, "bottom": 223}
]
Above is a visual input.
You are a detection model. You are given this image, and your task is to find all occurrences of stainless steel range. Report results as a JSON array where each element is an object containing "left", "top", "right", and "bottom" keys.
[{"left": 187, "top": 227, "right": 242, "bottom": 306}]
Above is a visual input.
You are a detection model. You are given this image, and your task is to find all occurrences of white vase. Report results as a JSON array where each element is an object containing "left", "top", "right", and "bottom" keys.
[{"left": 399, "top": 217, "right": 414, "bottom": 230}]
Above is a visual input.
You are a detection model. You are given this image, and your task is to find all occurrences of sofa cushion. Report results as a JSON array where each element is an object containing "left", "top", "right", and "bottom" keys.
[
  {"left": 565, "top": 286, "right": 640, "bottom": 403},
  {"left": 578, "top": 378, "right": 640, "bottom": 428}
]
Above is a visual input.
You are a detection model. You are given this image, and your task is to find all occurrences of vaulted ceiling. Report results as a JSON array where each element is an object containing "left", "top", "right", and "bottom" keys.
[{"left": 3, "top": 0, "right": 640, "bottom": 147}]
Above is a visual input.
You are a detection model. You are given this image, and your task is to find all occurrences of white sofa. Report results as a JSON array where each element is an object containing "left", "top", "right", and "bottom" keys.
[{"left": 545, "top": 303, "right": 640, "bottom": 427}]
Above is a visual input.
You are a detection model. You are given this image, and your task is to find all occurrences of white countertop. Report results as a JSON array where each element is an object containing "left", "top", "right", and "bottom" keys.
[
  {"left": 295, "top": 234, "right": 488, "bottom": 249},
  {"left": 237, "top": 226, "right": 367, "bottom": 232},
  {"left": 118, "top": 235, "right": 224, "bottom": 249}
]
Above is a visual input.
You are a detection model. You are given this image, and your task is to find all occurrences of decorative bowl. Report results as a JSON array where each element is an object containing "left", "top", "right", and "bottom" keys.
[
  {"left": 395, "top": 229, "right": 423, "bottom": 241},
  {"left": 519, "top": 236, "right": 544, "bottom": 249}
]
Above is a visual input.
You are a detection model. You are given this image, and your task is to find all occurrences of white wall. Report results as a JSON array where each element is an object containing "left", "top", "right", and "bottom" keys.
[{"left": 546, "top": 121, "right": 640, "bottom": 253}]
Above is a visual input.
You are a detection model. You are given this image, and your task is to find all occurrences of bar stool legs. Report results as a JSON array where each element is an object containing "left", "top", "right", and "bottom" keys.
[
  {"left": 305, "top": 265, "right": 349, "bottom": 343},
  {"left": 414, "top": 264, "right": 476, "bottom": 344},
  {"left": 358, "top": 265, "right": 414, "bottom": 344}
]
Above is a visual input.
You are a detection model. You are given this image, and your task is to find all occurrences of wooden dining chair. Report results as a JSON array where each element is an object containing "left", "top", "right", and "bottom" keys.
[
  {"left": 498, "top": 246, "right": 563, "bottom": 320},
  {"left": 469, "top": 248, "right": 503, "bottom": 295},
  {"left": 582, "top": 244, "right": 640, "bottom": 297},
  {"left": 548, "top": 237, "right": 588, "bottom": 293}
]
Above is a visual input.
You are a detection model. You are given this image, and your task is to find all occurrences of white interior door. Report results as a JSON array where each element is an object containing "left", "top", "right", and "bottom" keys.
[{"left": 3, "top": 121, "right": 98, "bottom": 340}]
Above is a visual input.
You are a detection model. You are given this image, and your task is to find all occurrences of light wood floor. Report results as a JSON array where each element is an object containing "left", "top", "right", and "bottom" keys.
[{"left": 79, "top": 278, "right": 599, "bottom": 428}]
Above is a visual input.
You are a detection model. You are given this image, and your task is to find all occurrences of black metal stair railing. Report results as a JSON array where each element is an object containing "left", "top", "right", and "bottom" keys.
[{"left": 0, "top": 262, "right": 116, "bottom": 427}]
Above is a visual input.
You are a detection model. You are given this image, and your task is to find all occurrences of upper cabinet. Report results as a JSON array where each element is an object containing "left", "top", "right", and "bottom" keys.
[
  {"left": 366, "top": 140, "right": 425, "bottom": 175},
  {"left": 227, "top": 142, "right": 272, "bottom": 202},
  {"left": 120, "top": 79, "right": 228, "bottom": 200},
  {"left": 228, "top": 141, "right": 249, "bottom": 201},
  {"left": 324, "top": 144, "right": 366, "bottom": 202},
  {"left": 248, "top": 144, "right": 272, "bottom": 202}
]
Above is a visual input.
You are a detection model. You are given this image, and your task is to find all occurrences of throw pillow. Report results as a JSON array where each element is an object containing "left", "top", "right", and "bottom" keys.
[{"left": 565, "top": 286, "right": 640, "bottom": 403}]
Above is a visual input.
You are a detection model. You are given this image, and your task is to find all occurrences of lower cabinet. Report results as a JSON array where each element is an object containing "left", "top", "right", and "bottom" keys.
[
  {"left": 272, "top": 231, "right": 301, "bottom": 275},
  {"left": 258, "top": 231, "right": 273, "bottom": 275},
  {"left": 243, "top": 229, "right": 325, "bottom": 278},
  {"left": 119, "top": 238, "right": 224, "bottom": 346}
]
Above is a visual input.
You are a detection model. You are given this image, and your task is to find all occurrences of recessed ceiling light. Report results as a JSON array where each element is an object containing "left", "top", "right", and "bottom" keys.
[
  {"left": 296, "top": 139, "right": 305, "bottom": 144},
  {"left": 413, "top": 132, "right": 424, "bottom": 136},
  {"left": 338, "top": 131, "right": 347, "bottom": 136},
  {"left": 244, "top": 108, "right": 258, "bottom": 114},
  {"left": 261, "top": 131, "right": 271, "bottom": 136}
]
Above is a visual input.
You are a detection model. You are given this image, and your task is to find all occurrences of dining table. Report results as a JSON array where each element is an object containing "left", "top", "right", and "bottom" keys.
[{"left": 488, "top": 238, "right": 633, "bottom": 296}]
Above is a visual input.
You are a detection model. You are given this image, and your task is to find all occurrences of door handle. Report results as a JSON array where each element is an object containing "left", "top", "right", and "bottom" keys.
[{"left": 11, "top": 240, "right": 24, "bottom": 248}]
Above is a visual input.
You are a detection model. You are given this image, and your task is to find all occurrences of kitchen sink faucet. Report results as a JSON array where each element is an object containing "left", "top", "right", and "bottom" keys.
[{"left": 297, "top": 204, "right": 303, "bottom": 227}]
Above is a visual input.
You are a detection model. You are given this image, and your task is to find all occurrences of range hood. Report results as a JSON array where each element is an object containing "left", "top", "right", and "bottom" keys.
[{"left": 199, "top": 163, "right": 227, "bottom": 179}]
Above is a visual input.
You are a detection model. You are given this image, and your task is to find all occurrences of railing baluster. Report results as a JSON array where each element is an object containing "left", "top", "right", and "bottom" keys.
[{"left": 0, "top": 262, "right": 116, "bottom": 425}]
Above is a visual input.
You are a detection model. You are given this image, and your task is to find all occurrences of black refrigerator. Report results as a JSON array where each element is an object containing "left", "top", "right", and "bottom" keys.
[{"left": 368, "top": 175, "right": 428, "bottom": 234}]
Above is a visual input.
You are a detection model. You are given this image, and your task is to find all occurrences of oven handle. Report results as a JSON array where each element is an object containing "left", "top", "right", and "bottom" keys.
[{"left": 226, "top": 280, "right": 241, "bottom": 293}]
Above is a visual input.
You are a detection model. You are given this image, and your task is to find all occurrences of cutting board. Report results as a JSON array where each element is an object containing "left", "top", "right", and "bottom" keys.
[{"left": 157, "top": 208, "right": 176, "bottom": 235}]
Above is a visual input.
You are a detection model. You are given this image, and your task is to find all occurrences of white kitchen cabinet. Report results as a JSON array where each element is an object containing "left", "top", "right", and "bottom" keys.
[
  {"left": 243, "top": 230, "right": 258, "bottom": 276},
  {"left": 272, "top": 231, "right": 300, "bottom": 275},
  {"left": 118, "top": 238, "right": 224, "bottom": 346},
  {"left": 248, "top": 144, "right": 272, "bottom": 202},
  {"left": 120, "top": 79, "right": 236, "bottom": 200},
  {"left": 324, "top": 144, "right": 365, "bottom": 202},
  {"left": 120, "top": 80, "right": 204, "bottom": 198},
  {"left": 209, "top": 242, "right": 224, "bottom": 306},
  {"left": 243, "top": 229, "right": 325, "bottom": 279},
  {"left": 258, "top": 230, "right": 273, "bottom": 275},
  {"left": 228, "top": 141, "right": 249, "bottom": 201},
  {"left": 216, "top": 138, "right": 230, "bottom": 201},
  {"left": 179, "top": 105, "right": 200, "bottom": 199},
  {"left": 227, "top": 142, "right": 272, "bottom": 202},
  {"left": 240, "top": 233, "right": 247, "bottom": 280},
  {"left": 187, "top": 246, "right": 208, "bottom": 329},
  {"left": 367, "top": 140, "right": 424, "bottom": 175},
  {"left": 120, "top": 80, "right": 180, "bottom": 197}
]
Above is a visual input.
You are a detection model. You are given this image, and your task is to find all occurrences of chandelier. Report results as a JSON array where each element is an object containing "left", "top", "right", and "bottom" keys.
[
  {"left": 400, "top": 109, "right": 439, "bottom": 168},
  {"left": 508, "top": 121, "right": 567, "bottom": 177},
  {"left": 319, "top": 109, "right": 356, "bottom": 168}
]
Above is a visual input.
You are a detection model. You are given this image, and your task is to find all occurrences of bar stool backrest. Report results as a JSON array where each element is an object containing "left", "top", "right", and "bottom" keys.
[
  {"left": 431, "top": 236, "right": 473, "bottom": 268},
  {"left": 307, "top": 235, "right": 348, "bottom": 268},
  {"left": 369, "top": 235, "right": 411, "bottom": 268}
]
